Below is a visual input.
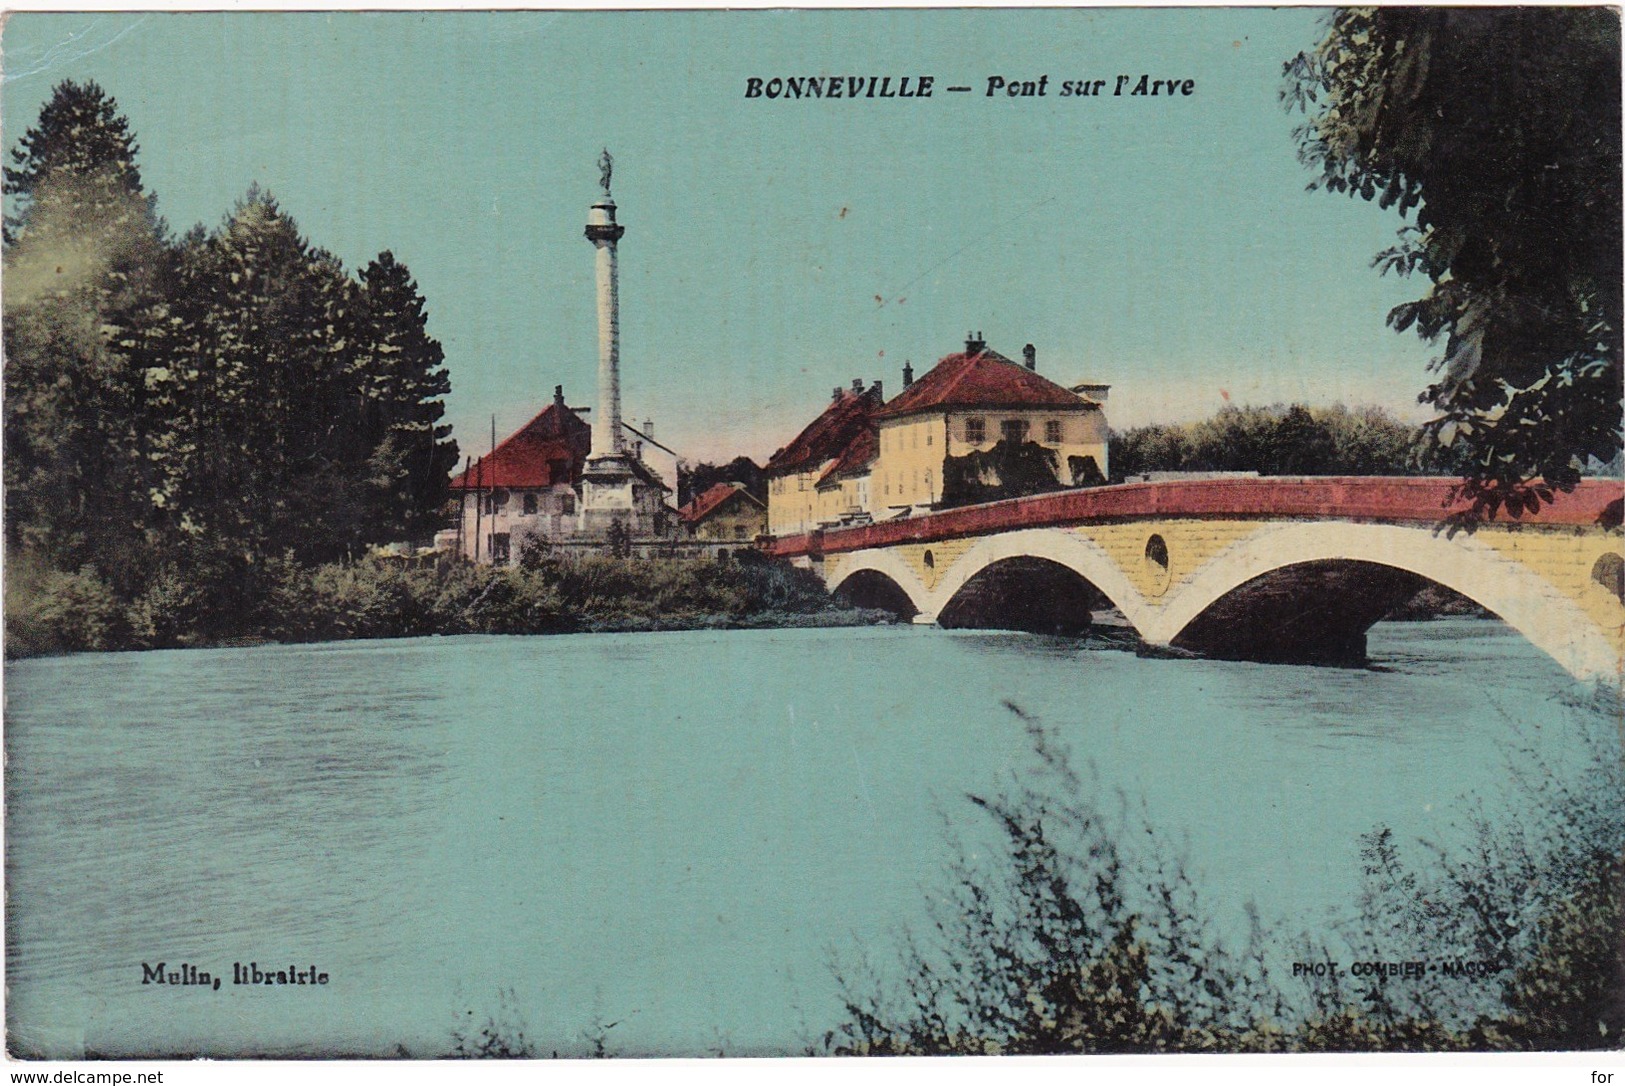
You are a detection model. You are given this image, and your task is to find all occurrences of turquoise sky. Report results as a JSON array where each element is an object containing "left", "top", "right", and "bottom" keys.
[{"left": 3, "top": 10, "right": 1438, "bottom": 463}]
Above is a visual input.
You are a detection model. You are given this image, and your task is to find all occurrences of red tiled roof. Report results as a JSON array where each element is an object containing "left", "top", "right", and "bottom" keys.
[
  {"left": 766, "top": 386, "right": 882, "bottom": 476},
  {"left": 677, "top": 482, "right": 764, "bottom": 524},
  {"left": 875, "top": 348, "right": 1090, "bottom": 419},
  {"left": 448, "top": 402, "right": 591, "bottom": 491},
  {"left": 816, "top": 426, "right": 878, "bottom": 489}
]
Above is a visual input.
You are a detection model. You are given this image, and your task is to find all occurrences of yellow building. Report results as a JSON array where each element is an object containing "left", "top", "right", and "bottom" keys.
[
  {"left": 765, "top": 380, "right": 883, "bottom": 536},
  {"left": 872, "top": 337, "right": 1108, "bottom": 512}
]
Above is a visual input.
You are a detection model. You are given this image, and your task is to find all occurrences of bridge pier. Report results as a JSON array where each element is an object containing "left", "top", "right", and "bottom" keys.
[{"left": 911, "top": 612, "right": 939, "bottom": 626}]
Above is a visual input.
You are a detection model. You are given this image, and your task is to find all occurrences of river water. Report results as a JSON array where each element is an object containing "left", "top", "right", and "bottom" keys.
[{"left": 3, "top": 620, "right": 1610, "bottom": 1057}]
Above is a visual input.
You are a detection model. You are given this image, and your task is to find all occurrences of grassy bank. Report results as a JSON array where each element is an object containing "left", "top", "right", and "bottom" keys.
[{"left": 4, "top": 549, "right": 891, "bottom": 657}]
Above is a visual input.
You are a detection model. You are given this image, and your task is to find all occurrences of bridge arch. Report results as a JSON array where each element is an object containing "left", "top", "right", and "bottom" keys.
[
  {"left": 929, "top": 529, "right": 1150, "bottom": 630},
  {"left": 1147, "top": 521, "right": 1621, "bottom": 681},
  {"left": 827, "top": 549, "right": 931, "bottom": 620}
]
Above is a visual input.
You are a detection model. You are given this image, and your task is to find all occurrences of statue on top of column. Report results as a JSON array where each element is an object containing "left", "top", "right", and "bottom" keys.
[{"left": 598, "top": 149, "right": 613, "bottom": 197}]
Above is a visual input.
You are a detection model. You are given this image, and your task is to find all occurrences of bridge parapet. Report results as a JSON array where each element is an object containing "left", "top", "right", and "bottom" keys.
[{"left": 764, "top": 477, "right": 1622, "bottom": 561}]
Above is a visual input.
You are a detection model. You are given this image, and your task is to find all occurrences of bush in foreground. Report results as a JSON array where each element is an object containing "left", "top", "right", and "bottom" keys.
[{"left": 830, "top": 695, "right": 1624, "bottom": 1054}]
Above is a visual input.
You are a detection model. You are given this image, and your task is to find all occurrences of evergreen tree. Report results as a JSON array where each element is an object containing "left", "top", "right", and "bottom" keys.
[
  {"left": 354, "top": 251, "right": 458, "bottom": 541},
  {"left": 156, "top": 187, "right": 369, "bottom": 565},
  {"left": 3, "top": 80, "right": 168, "bottom": 588},
  {"left": 5, "top": 78, "right": 156, "bottom": 243},
  {"left": 5, "top": 81, "right": 462, "bottom": 644}
]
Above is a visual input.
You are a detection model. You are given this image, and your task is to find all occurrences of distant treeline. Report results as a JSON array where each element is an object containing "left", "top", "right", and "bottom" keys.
[
  {"left": 1111, "top": 403, "right": 1449, "bottom": 481},
  {"left": 4, "top": 81, "right": 459, "bottom": 634}
]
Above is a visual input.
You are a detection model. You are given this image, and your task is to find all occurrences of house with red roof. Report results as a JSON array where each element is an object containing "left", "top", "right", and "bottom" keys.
[
  {"left": 444, "top": 385, "right": 673, "bottom": 563},
  {"left": 764, "top": 379, "right": 884, "bottom": 536},
  {"left": 676, "top": 482, "right": 767, "bottom": 549},
  {"left": 872, "top": 335, "right": 1108, "bottom": 512}
]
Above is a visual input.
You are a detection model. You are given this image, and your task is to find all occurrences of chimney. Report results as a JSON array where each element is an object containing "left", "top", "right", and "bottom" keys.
[
  {"left": 1023, "top": 344, "right": 1036, "bottom": 371},
  {"left": 966, "top": 331, "right": 985, "bottom": 354},
  {"left": 642, "top": 417, "right": 653, "bottom": 439},
  {"left": 902, "top": 361, "right": 914, "bottom": 387},
  {"left": 852, "top": 378, "right": 863, "bottom": 393},
  {"left": 870, "top": 380, "right": 883, "bottom": 400},
  {"left": 554, "top": 384, "right": 565, "bottom": 408},
  {"left": 833, "top": 386, "right": 843, "bottom": 402}
]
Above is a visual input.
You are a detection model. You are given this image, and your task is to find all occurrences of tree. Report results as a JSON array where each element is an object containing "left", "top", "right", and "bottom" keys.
[
  {"left": 1283, "top": 8, "right": 1623, "bottom": 522},
  {"left": 3, "top": 80, "right": 169, "bottom": 588},
  {"left": 4, "top": 78, "right": 156, "bottom": 244},
  {"left": 940, "top": 439, "right": 1068, "bottom": 509},
  {"left": 157, "top": 187, "right": 370, "bottom": 564},
  {"left": 354, "top": 251, "right": 459, "bottom": 541},
  {"left": 1110, "top": 403, "right": 1432, "bottom": 481}
]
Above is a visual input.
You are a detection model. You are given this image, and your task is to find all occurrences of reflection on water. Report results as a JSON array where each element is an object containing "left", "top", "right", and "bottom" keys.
[{"left": 3, "top": 620, "right": 1600, "bottom": 1057}]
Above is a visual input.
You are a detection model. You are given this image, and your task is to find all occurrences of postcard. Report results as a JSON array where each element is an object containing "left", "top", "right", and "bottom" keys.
[{"left": 3, "top": 6, "right": 1621, "bottom": 1067}]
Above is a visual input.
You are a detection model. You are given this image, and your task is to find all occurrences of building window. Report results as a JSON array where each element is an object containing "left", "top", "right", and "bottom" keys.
[
  {"left": 561, "top": 493, "right": 576, "bottom": 515},
  {"left": 798, "top": 475, "right": 808, "bottom": 491},
  {"left": 734, "top": 525, "right": 748, "bottom": 540},
  {"left": 965, "top": 417, "right": 986, "bottom": 444},
  {"left": 1045, "top": 419, "right": 1063, "bottom": 444},
  {"left": 925, "top": 430, "right": 932, "bottom": 446},
  {"left": 1001, "top": 419, "right": 1029, "bottom": 444},
  {"left": 523, "top": 493, "right": 538, "bottom": 515},
  {"left": 490, "top": 533, "right": 511, "bottom": 563}
]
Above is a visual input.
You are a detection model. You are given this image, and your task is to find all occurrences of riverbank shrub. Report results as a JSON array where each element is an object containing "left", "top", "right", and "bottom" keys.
[
  {"left": 831, "top": 694, "right": 1625, "bottom": 1054},
  {"left": 3, "top": 546, "right": 881, "bottom": 657},
  {"left": 4, "top": 553, "right": 126, "bottom": 655}
]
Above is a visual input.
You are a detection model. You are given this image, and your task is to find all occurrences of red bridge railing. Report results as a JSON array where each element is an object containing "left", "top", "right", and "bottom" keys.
[{"left": 763, "top": 477, "right": 1624, "bottom": 560}]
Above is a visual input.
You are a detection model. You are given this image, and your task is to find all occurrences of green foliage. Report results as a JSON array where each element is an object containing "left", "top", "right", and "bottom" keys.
[
  {"left": 831, "top": 706, "right": 1282, "bottom": 1055},
  {"left": 4, "top": 81, "right": 459, "bottom": 629},
  {"left": 4, "top": 81, "right": 170, "bottom": 589},
  {"left": 833, "top": 698, "right": 1625, "bottom": 1054},
  {"left": 940, "top": 439, "right": 1069, "bottom": 508},
  {"left": 1497, "top": 859, "right": 1625, "bottom": 1049},
  {"left": 4, "top": 78, "right": 156, "bottom": 242},
  {"left": 1111, "top": 403, "right": 1436, "bottom": 480},
  {"left": 1326, "top": 697, "right": 1625, "bottom": 1049},
  {"left": 1283, "top": 8, "right": 1623, "bottom": 521},
  {"left": 3, "top": 552, "right": 126, "bottom": 655},
  {"left": 354, "top": 251, "right": 460, "bottom": 540},
  {"left": 2, "top": 542, "right": 874, "bottom": 658}
]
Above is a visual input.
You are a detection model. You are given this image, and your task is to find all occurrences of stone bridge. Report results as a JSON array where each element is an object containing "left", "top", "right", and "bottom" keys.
[{"left": 764, "top": 478, "right": 1625, "bottom": 682}]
